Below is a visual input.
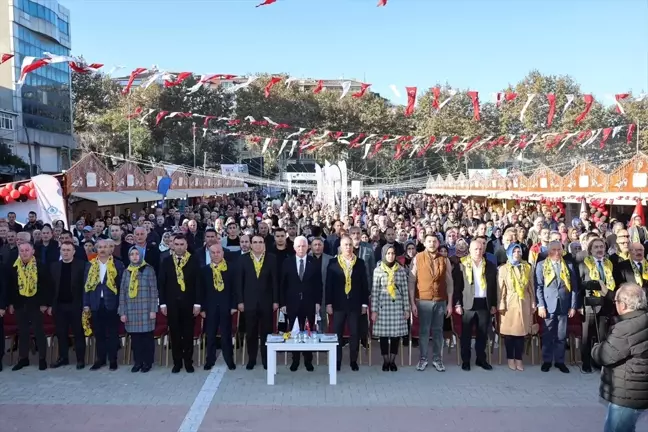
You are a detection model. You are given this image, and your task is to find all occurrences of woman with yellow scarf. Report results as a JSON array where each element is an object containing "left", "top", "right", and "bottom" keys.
[
  {"left": 498, "top": 243, "right": 536, "bottom": 371},
  {"left": 118, "top": 247, "right": 159, "bottom": 373},
  {"left": 370, "top": 244, "right": 410, "bottom": 371}
]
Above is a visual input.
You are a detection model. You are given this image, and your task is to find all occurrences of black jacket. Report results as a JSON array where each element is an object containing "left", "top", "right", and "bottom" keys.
[
  {"left": 236, "top": 252, "right": 279, "bottom": 312},
  {"left": 325, "top": 257, "right": 369, "bottom": 313},
  {"left": 280, "top": 255, "right": 323, "bottom": 316},
  {"left": 50, "top": 258, "right": 86, "bottom": 308},
  {"left": 34, "top": 241, "right": 60, "bottom": 265},
  {"left": 592, "top": 310, "right": 648, "bottom": 410},
  {"left": 7, "top": 259, "right": 51, "bottom": 308},
  {"left": 158, "top": 254, "right": 201, "bottom": 307}
]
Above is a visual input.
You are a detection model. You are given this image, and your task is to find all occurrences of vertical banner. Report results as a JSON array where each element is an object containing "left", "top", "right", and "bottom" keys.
[
  {"left": 338, "top": 160, "right": 348, "bottom": 220},
  {"left": 31, "top": 174, "right": 68, "bottom": 228},
  {"left": 351, "top": 180, "right": 363, "bottom": 198},
  {"left": 324, "top": 161, "right": 332, "bottom": 213},
  {"left": 314, "top": 163, "right": 323, "bottom": 203}
]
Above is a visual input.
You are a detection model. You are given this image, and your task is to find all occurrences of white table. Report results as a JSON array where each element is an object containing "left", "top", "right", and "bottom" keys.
[{"left": 265, "top": 338, "right": 338, "bottom": 385}]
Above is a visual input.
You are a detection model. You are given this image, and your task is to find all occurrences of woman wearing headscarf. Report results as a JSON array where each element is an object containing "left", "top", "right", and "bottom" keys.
[
  {"left": 370, "top": 244, "right": 410, "bottom": 371},
  {"left": 396, "top": 240, "right": 417, "bottom": 269},
  {"left": 118, "top": 246, "right": 159, "bottom": 373},
  {"left": 497, "top": 243, "right": 536, "bottom": 371},
  {"left": 159, "top": 232, "right": 173, "bottom": 263}
]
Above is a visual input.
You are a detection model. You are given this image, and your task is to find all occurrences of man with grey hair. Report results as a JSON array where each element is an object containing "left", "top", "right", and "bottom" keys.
[{"left": 592, "top": 283, "right": 648, "bottom": 432}]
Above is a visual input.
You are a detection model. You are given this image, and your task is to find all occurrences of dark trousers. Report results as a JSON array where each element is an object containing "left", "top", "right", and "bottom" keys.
[
  {"left": 54, "top": 303, "right": 85, "bottom": 362},
  {"left": 581, "top": 308, "right": 609, "bottom": 369},
  {"left": 168, "top": 303, "right": 195, "bottom": 367},
  {"left": 205, "top": 308, "right": 233, "bottom": 366},
  {"left": 0, "top": 316, "right": 4, "bottom": 361},
  {"left": 460, "top": 298, "right": 489, "bottom": 363},
  {"left": 244, "top": 307, "right": 273, "bottom": 365},
  {"left": 504, "top": 335, "right": 524, "bottom": 360},
  {"left": 130, "top": 332, "right": 154, "bottom": 366},
  {"left": 16, "top": 305, "right": 47, "bottom": 361},
  {"left": 93, "top": 302, "right": 119, "bottom": 364},
  {"left": 379, "top": 337, "right": 400, "bottom": 355},
  {"left": 287, "top": 312, "right": 315, "bottom": 365},
  {"left": 542, "top": 313, "right": 567, "bottom": 364},
  {"left": 334, "top": 310, "right": 359, "bottom": 364},
  {"left": 358, "top": 314, "right": 369, "bottom": 346}
]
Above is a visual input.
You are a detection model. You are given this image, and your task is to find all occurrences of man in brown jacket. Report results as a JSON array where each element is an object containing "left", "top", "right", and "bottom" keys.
[{"left": 409, "top": 234, "right": 453, "bottom": 372}]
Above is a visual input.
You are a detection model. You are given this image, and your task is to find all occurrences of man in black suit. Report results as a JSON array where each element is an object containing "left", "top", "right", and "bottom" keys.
[
  {"left": 132, "top": 227, "right": 160, "bottom": 275},
  {"left": 158, "top": 234, "right": 201, "bottom": 373},
  {"left": 50, "top": 241, "right": 87, "bottom": 369},
  {"left": 280, "top": 236, "right": 322, "bottom": 372},
  {"left": 35, "top": 225, "right": 59, "bottom": 265},
  {"left": 236, "top": 234, "right": 278, "bottom": 370},
  {"left": 326, "top": 235, "right": 369, "bottom": 372},
  {"left": 614, "top": 242, "right": 648, "bottom": 293},
  {"left": 0, "top": 256, "right": 5, "bottom": 371},
  {"left": 195, "top": 228, "right": 220, "bottom": 268},
  {"left": 201, "top": 243, "right": 237, "bottom": 371}
]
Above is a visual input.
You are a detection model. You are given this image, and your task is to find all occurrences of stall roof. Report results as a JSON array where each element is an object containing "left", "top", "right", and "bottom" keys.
[
  {"left": 73, "top": 187, "right": 249, "bottom": 206},
  {"left": 71, "top": 192, "right": 140, "bottom": 207}
]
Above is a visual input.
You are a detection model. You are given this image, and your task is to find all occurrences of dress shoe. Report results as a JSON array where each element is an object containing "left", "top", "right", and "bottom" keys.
[
  {"left": 109, "top": 361, "right": 118, "bottom": 371},
  {"left": 382, "top": 362, "right": 389, "bottom": 372},
  {"left": 131, "top": 363, "right": 142, "bottom": 373},
  {"left": 461, "top": 362, "right": 470, "bottom": 371},
  {"left": 555, "top": 363, "right": 570, "bottom": 373},
  {"left": 227, "top": 363, "right": 236, "bottom": 371},
  {"left": 350, "top": 362, "right": 359, "bottom": 371},
  {"left": 90, "top": 362, "right": 105, "bottom": 371},
  {"left": 0, "top": 362, "right": 3, "bottom": 372},
  {"left": 185, "top": 364, "right": 195, "bottom": 373},
  {"left": 581, "top": 365, "right": 592, "bottom": 374},
  {"left": 541, "top": 362, "right": 552, "bottom": 372},
  {"left": 336, "top": 362, "right": 341, "bottom": 371},
  {"left": 290, "top": 362, "right": 299, "bottom": 372},
  {"left": 76, "top": 362, "right": 85, "bottom": 370},
  {"left": 171, "top": 365, "right": 182, "bottom": 373},
  {"left": 305, "top": 363, "right": 314, "bottom": 372},
  {"left": 263, "top": 363, "right": 267, "bottom": 370},
  {"left": 12, "top": 358, "right": 29, "bottom": 371},
  {"left": 51, "top": 358, "right": 69, "bottom": 369},
  {"left": 246, "top": 362, "right": 255, "bottom": 370},
  {"left": 389, "top": 362, "right": 398, "bottom": 372},
  {"left": 476, "top": 360, "right": 493, "bottom": 371},
  {"left": 141, "top": 364, "right": 151, "bottom": 373},
  {"left": 204, "top": 363, "right": 214, "bottom": 371},
  {"left": 39, "top": 359, "right": 47, "bottom": 371}
]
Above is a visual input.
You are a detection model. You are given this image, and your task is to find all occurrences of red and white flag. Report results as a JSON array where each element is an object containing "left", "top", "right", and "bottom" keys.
[
  {"left": 614, "top": 93, "right": 630, "bottom": 115},
  {"left": 122, "top": 67, "right": 148, "bottom": 94},
  {"left": 164, "top": 72, "right": 192, "bottom": 88},
  {"left": 18, "top": 57, "right": 50, "bottom": 85},
  {"left": 69, "top": 62, "right": 103, "bottom": 74},
  {"left": 404, "top": 87, "right": 417, "bottom": 116},
  {"left": 256, "top": 0, "right": 276, "bottom": 6},
  {"left": 352, "top": 83, "right": 371, "bottom": 98},
  {"left": 313, "top": 80, "right": 324, "bottom": 94},
  {"left": 1, "top": 53, "right": 14, "bottom": 64}
]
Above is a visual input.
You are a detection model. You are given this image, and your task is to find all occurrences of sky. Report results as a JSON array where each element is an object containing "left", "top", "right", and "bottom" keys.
[{"left": 64, "top": 0, "right": 648, "bottom": 105}]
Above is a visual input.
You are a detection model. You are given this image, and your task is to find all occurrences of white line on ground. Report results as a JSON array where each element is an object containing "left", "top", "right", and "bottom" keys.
[{"left": 177, "top": 365, "right": 226, "bottom": 432}]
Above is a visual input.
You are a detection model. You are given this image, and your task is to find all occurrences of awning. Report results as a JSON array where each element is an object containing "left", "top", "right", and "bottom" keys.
[
  {"left": 71, "top": 192, "right": 139, "bottom": 206},
  {"left": 119, "top": 190, "right": 165, "bottom": 202},
  {"left": 165, "top": 187, "right": 249, "bottom": 199}
]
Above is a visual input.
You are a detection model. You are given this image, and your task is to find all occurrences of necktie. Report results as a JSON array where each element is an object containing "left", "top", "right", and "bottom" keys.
[
  {"left": 597, "top": 260, "right": 605, "bottom": 280},
  {"left": 299, "top": 258, "right": 304, "bottom": 281},
  {"left": 637, "top": 262, "right": 642, "bottom": 273}
]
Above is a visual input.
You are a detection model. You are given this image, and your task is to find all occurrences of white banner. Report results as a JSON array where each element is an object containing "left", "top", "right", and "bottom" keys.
[
  {"left": 220, "top": 164, "right": 249, "bottom": 175},
  {"left": 31, "top": 174, "right": 68, "bottom": 228},
  {"left": 315, "top": 163, "right": 323, "bottom": 203},
  {"left": 351, "top": 180, "right": 363, "bottom": 198},
  {"left": 339, "top": 160, "right": 348, "bottom": 220}
]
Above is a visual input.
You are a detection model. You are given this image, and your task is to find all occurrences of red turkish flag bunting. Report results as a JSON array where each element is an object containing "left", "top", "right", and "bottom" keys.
[
  {"left": 445, "top": 136, "right": 460, "bottom": 153},
  {"left": 154, "top": 111, "right": 169, "bottom": 127},
  {"left": 313, "top": 80, "right": 324, "bottom": 94},
  {"left": 574, "top": 94, "right": 594, "bottom": 125},
  {"left": 417, "top": 136, "right": 436, "bottom": 157},
  {"left": 256, "top": 0, "right": 276, "bottom": 7},
  {"left": 467, "top": 91, "right": 480, "bottom": 121},
  {"left": 368, "top": 135, "right": 389, "bottom": 158},
  {"left": 614, "top": 93, "right": 630, "bottom": 115},
  {"left": 18, "top": 57, "right": 50, "bottom": 84},
  {"left": 377, "top": 0, "right": 387, "bottom": 6},
  {"left": 0, "top": 54, "right": 13, "bottom": 64},
  {"left": 164, "top": 72, "right": 192, "bottom": 88},
  {"left": 264, "top": 77, "right": 282, "bottom": 98},
  {"left": 405, "top": 87, "right": 417, "bottom": 116},
  {"left": 459, "top": 136, "right": 481, "bottom": 157},
  {"left": 348, "top": 133, "right": 365, "bottom": 148},
  {"left": 127, "top": 107, "right": 143, "bottom": 119},
  {"left": 69, "top": 62, "right": 103, "bottom": 74},
  {"left": 122, "top": 67, "right": 148, "bottom": 94},
  {"left": 352, "top": 83, "right": 371, "bottom": 98},
  {"left": 431, "top": 87, "right": 440, "bottom": 110},
  {"left": 505, "top": 92, "right": 517, "bottom": 102},
  {"left": 627, "top": 124, "right": 637, "bottom": 144},
  {"left": 546, "top": 93, "right": 556, "bottom": 127},
  {"left": 600, "top": 127, "right": 612, "bottom": 149}
]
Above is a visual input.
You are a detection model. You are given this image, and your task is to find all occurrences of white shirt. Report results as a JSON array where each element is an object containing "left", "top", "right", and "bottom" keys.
[
  {"left": 99, "top": 260, "right": 108, "bottom": 298},
  {"left": 252, "top": 253, "right": 264, "bottom": 262},
  {"left": 472, "top": 260, "right": 486, "bottom": 298},
  {"left": 205, "top": 248, "right": 211, "bottom": 266}
]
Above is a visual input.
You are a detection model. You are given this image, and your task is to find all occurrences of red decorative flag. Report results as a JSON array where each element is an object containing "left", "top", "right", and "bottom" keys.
[
  {"left": 313, "top": 80, "right": 324, "bottom": 94},
  {"left": 404, "top": 87, "right": 417, "bottom": 116},
  {"left": 600, "top": 127, "right": 612, "bottom": 149},
  {"left": 154, "top": 111, "right": 169, "bottom": 127},
  {"left": 627, "top": 123, "right": 637, "bottom": 144},
  {"left": 256, "top": 0, "right": 276, "bottom": 7},
  {"left": 377, "top": 0, "right": 387, "bottom": 5},
  {"left": 352, "top": 83, "right": 371, "bottom": 98},
  {"left": 69, "top": 62, "right": 103, "bottom": 73},
  {"left": 467, "top": 91, "right": 480, "bottom": 121},
  {"left": 18, "top": 57, "right": 50, "bottom": 84},
  {"left": 445, "top": 135, "right": 460, "bottom": 153},
  {"left": 164, "top": 72, "right": 192, "bottom": 88},
  {"left": 122, "top": 67, "right": 148, "bottom": 95},
  {"left": 505, "top": 92, "right": 517, "bottom": 102},
  {"left": 431, "top": 87, "right": 440, "bottom": 110},
  {"left": 264, "top": 77, "right": 282, "bottom": 98},
  {"left": 459, "top": 136, "right": 481, "bottom": 157},
  {"left": 546, "top": 133, "right": 565, "bottom": 150},
  {"left": 369, "top": 135, "right": 389, "bottom": 158},
  {"left": 203, "top": 115, "right": 217, "bottom": 127},
  {"left": 546, "top": 93, "right": 556, "bottom": 127},
  {"left": 0, "top": 53, "right": 13, "bottom": 64},
  {"left": 574, "top": 94, "right": 594, "bottom": 124},
  {"left": 614, "top": 93, "right": 630, "bottom": 115},
  {"left": 417, "top": 136, "right": 436, "bottom": 157},
  {"left": 126, "top": 107, "right": 143, "bottom": 119}
]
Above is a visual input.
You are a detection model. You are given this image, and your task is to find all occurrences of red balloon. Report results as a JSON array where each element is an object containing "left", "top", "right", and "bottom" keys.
[
  {"left": 18, "top": 185, "right": 29, "bottom": 195},
  {"left": 4, "top": 195, "right": 13, "bottom": 203},
  {"left": 26, "top": 181, "right": 33, "bottom": 189},
  {"left": 10, "top": 189, "right": 20, "bottom": 200},
  {"left": 4, "top": 183, "right": 13, "bottom": 190},
  {"left": 28, "top": 189, "right": 37, "bottom": 200},
  {"left": 0, "top": 188, "right": 7, "bottom": 198}
]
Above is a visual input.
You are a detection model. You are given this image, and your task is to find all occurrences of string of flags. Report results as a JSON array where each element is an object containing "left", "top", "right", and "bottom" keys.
[
  {"left": 255, "top": 0, "right": 388, "bottom": 7},
  {"left": 127, "top": 106, "right": 636, "bottom": 159}
]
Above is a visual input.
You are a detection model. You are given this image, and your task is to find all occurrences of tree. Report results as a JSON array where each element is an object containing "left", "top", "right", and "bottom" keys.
[
  {"left": 0, "top": 141, "right": 28, "bottom": 169},
  {"left": 72, "top": 70, "right": 121, "bottom": 133}
]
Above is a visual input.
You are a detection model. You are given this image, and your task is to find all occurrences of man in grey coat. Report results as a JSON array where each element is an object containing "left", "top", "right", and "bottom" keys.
[{"left": 309, "top": 238, "right": 332, "bottom": 331}]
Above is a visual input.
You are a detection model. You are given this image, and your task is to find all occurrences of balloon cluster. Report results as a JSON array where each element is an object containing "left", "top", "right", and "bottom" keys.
[
  {"left": 588, "top": 198, "right": 609, "bottom": 223},
  {"left": 0, "top": 182, "right": 37, "bottom": 204},
  {"left": 539, "top": 198, "right": 565, "bottom": 220}
]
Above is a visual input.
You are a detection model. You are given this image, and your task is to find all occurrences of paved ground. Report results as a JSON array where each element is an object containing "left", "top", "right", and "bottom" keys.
[{"left": 1, "top": 346, "right": 647, "bottom": 432}]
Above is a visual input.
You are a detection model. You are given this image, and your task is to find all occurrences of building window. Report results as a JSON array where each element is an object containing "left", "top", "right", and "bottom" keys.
[
  {"left": 0, "top": 114, "right": 14, "bottom": 131},
  {"left": 58, "top": 19, "right": 69, "bottom": 35}
]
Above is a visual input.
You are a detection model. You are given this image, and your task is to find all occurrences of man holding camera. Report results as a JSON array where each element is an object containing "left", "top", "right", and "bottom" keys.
[{"left": 592, "top": 283, "right": 648, "bottom": 432}]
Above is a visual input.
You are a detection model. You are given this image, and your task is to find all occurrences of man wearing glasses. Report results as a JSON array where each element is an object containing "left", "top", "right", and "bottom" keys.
[{"left": 610, "top": 229, "right": 630, "bottom": 267}]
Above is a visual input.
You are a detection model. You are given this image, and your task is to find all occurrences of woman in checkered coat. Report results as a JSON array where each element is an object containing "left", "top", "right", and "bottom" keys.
[
  {"left": 371, "top": 244, "right": 410, "bottom": 372},
  {"left": 118, "top": 247, "right": 159, "bottom": 373}
]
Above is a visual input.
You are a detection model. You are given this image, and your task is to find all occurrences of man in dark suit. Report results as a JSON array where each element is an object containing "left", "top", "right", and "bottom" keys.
[
  {"left": 614, "top": 242, "right": 648, "bottom": 293},
  {"left": 35, "top": 224, "right": 59, "bottom": 265},
  {"left": 0, "top": 259, "right": 4, "bottom": 371},
  {"left": 236, "top": 234, "right": 278, "bottom": 370},
  {"left": 281, "top": 236, "right": 322, "bottom": 372},
  {"left": 159, "top": 234, "right": 201, "bottom": 373},
  {"left": 201, "top": 243, "right": 237, "bottom": 371},
  {"left": 50, "top": 241, "right": 87, "bottom": 369},
  {"left": 83, "top": 239, "right": 125, "bottom": 371},
  {"left": 195, "top": 228, "right": 220, "bottom": 268},
  {"left": 7, "top": 242, "right": 50, "bottom": 371},
  {"left": 131, "top": 227, "right": 160, "bottom": 275},
  {"left": 326, "top": 235, "right": 369, "bottom": 372},
  {"left": 453, "top": 239, "right": 498, "bottom": 371}
]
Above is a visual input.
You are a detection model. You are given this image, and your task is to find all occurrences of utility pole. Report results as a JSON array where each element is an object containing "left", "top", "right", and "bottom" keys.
[
  {"left": 127, "top": 94, "right": 132, "bottom": 158},
  {"left": 192, "top": 122, "right": 197, "bottom": 168}
]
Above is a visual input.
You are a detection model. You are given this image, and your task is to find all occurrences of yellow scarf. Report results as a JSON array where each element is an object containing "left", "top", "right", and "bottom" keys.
[
  {"left": 211, "top": 260, "right": 228, "bottom": 291},
  {"left": 173, "top": 253, "right": 191, "bottom": 292},
  {"left": 127, "top": 263, "right": 146, "bottom": 299},
  {"left": 630, "top": 259, "right": 648, "bottom": 286},
  {"left": 14, "top": 257, "right": 37, "bottom": 297},
  {"left": 507, "top": 262, "right": 531, "bottom": 300},
  {"left": 584, "top": 256, "right": 616, "bottom": 296},
  {"left": 251, "top": 253, "right": 264, "bottom": 278},
  {"left": 380, "top": 261, "right": 399, "bottom": 300},
  {"left": 542, "top": 259, "right": 571, "bottom": 292},
  {"left": 461, "top": 256, "right": 486, "bottom": 288},
  {"left": 82, "top": 310, "right": 93, "bottom": 336},
  {"left": 631, "top": 226, "right": 647, "bottom": 244},
  {"left": 338, "top": 254, "right": 356, "bottom": 295},
  {"left": 85, "top": 257, "right": 118, "bottom": 295},
  {"left": 617, "top": 251, "right": 630, "bottom": 262}
]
